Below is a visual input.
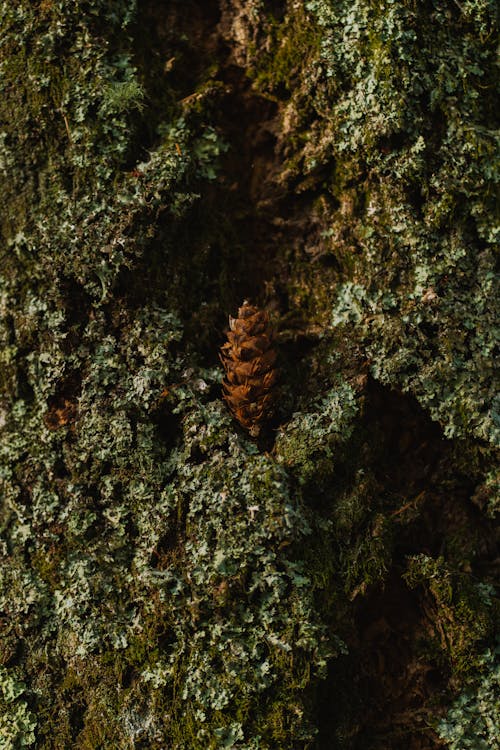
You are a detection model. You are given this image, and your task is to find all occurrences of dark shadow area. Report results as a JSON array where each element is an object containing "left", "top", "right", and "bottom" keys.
[
  {"left": 116, "top": 0, "right": 341, "bottom": 378},
  {"left": 316, "top": 574, "right": 446, "bottom": 750},
  {"left": 313, "top": 382, "right": 497, "bottom": 749}
]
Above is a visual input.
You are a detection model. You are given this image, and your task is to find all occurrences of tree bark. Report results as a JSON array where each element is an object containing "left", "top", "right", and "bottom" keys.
[{"left": 0, "top": 1, "right": 498, "bottom": 748}]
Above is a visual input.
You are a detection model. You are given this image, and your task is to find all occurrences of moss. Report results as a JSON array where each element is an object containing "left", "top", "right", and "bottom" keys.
[
  {"left": 404, "top": 555, "right": 498, "bottom": 678},
  {"left": 251, "top": 8, "right": 322, "bottom": 96}
]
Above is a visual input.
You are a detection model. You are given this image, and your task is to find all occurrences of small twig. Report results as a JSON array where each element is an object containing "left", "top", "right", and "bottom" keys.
[
  {"left": 62, "top": 112, "right": 72, "bottom": 145},
  {"left": 391, "top": 491, "right": 426, "bottom": 517},
  {"left": 180, "top": 91, "right": 201, "bottom": 105}
]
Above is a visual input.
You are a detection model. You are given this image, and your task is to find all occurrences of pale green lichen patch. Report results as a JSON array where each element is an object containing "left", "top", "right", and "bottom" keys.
[
  {"left": 302, "top": 0, "right": 498, "bottom": 444},
  {"left": 0, "top": 667, "right": 37, "bottom": 749},
  {"left": 275, "top": 381, "right": 359, "bottom": 483},
  {"left": 250, "top": 0, "right": 499, "bottom": 445},
  {"left": 437, "top": 644, "right": 500, "bottom": 750}
]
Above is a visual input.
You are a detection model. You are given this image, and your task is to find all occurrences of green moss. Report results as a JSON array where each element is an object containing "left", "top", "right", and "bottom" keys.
[
  {"left": 404, "top": 555, "right": 497, "bottom": 677},
  {"left": 251, "top": 8, "right": 321, "bottom": 96}
]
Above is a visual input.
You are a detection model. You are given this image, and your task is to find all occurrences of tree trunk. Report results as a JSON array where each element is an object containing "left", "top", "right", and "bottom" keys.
[{"left": 0, "top": 1, "right": 498, "bottom": 748}]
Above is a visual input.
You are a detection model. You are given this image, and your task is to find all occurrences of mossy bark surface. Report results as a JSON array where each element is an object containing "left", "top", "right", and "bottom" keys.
[{"left": 0, "top": 1, "right": 498, "bottom": 748}]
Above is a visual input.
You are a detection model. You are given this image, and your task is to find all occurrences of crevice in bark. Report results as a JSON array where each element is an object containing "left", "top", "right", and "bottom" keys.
[
  {"left": 317, "top": 572, "right": 447, "bottom": 750},
  {"left": 125, "top": 0, "right": 338, "bottom": 371},
  {"left": 314, "top": 382, "right": 498, "bottom": 749}
]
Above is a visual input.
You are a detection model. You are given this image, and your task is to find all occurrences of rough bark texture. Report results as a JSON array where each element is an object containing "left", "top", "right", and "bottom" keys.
[{"left": 0, "top": 1, "right": 498, "bottom": 749}]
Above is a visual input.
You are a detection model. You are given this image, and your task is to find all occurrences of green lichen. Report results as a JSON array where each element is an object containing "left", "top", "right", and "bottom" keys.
[
  {"left": 275, "top": 381, "right": 359, "bottom": 483},
  {"left": 0, "top": 667, "right": 37, "bottom": 749},
  {"left": 304, "top": 0, "right": 498, "bottom": 444},
  {"left": 437, "top": 644, "right": 500, "bottom": 750},
  {"left": 248, "top": 0, "right": 499, "bottom": 445}
]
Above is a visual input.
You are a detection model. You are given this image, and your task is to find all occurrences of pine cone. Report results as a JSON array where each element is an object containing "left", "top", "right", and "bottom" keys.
[{"left": 220, "top": 300, "right": 278, "bottom": 436}]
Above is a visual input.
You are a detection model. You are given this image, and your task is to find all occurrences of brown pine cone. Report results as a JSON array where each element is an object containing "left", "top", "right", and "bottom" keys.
[{"left": 220, "top": 300, "right": 278, "bottom": 436}]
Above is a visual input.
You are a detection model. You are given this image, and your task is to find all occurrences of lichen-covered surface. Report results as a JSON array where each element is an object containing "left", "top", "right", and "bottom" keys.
[{"left": 0, "top": 1, "right": 498, "bottom": 748}]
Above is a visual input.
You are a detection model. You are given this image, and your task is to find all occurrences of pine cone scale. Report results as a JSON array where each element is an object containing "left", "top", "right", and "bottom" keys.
[
  {"left": 223, "top": 351, "right": 277, "bottom": 380},
  {"left": 226, "top": 336, "right": 272, "bottom": 360}
]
